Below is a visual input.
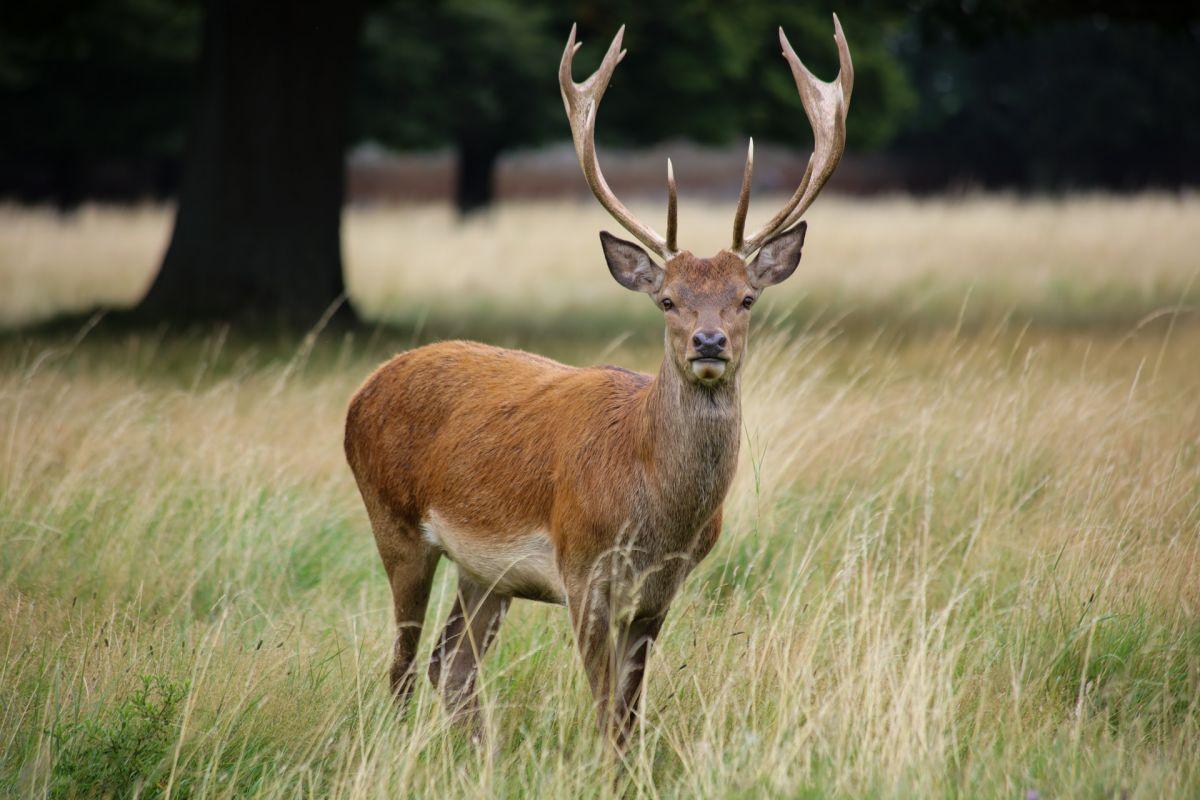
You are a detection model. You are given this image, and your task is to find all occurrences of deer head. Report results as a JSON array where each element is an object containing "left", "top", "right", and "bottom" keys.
[{"left": 560, "top": 16, "right": 853, "bottom": 386}]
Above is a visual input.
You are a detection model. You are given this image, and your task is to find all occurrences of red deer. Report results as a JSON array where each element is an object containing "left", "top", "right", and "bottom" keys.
[{"left": 345, "top": 16, "right": 852, "bottom": 751}]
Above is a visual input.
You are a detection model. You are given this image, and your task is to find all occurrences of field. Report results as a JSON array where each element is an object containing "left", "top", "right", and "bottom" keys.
[{"left": 2, "top": 195, "right": 1199, "bottom": 798}]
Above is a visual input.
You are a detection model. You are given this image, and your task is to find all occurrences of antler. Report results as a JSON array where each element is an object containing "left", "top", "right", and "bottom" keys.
[
  {"left": 732, "top": 14, "right": 854, "bottom": 258},
  {"left": 560, "top": 24, "right": 677, "bottom": 260}
]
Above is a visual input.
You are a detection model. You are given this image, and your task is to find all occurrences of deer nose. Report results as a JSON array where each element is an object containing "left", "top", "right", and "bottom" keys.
[{"left": 691, "top": 329, "right": 728, "bottom": 358}]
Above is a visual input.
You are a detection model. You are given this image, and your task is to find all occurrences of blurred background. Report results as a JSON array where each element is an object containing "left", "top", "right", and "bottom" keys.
[{"left": 1, "top": 0, "right": 1197, "bottom": 328}]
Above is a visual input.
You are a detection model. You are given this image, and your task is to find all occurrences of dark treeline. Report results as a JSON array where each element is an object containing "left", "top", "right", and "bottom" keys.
[
  {"left": 896, "top": 0, "right": 1200, "bottom": 190},
  {"left": 2, "top": 0, "right": 1197, "bottom": 210},
  {"left": 3, "top": 0, "right": 1197, "bottom": 324}
]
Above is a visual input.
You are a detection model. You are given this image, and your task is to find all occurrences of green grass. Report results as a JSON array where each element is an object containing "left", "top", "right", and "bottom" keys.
[{"left": 2, "top": 319, "right": 1197, "bottom": 798}]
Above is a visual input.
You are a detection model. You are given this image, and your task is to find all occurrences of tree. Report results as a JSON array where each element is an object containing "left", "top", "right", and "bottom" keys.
[
  {"left": 139, "top": 0, "right": 366, "bottom": 324},
  {"left": 895, "top": 2, "right": 1200, "bottom": 189},
  {"left": 563, "top": 1, "right": 914, "bottom": 152},
  {"left": 356, "top": 0, "right": 560, "bottom": 214},
  {"left": 0, "top": 0, "right": 198, "bottom": 206},
  {"left": 355, "top": 0, "right": 915, "bottom": 214}
]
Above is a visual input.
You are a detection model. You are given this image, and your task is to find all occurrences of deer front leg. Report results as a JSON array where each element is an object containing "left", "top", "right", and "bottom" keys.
[
  {"left": 570, "top": 577, "right": 664, "bottom": 753},
  {"left": 609, "top": 615, "right": 663, "bottom": 750}
]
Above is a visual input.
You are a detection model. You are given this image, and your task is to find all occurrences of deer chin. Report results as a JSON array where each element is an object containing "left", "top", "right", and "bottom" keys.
[{"left": 689, "top": 357, "right": 728, "bottom": 383}]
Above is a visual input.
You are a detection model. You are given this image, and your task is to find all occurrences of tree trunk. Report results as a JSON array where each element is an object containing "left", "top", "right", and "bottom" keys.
[
  {"left": 140, "top": 0, "right": 364, "bottom": 324},
  {"left": 454, "top": 139, "right": 500, "bottom": 216}
]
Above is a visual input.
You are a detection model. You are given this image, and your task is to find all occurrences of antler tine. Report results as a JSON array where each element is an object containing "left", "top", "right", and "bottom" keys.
[
  {"left": 736, "top": 14, "right": 854, "bottom": 258},
  {"left": 558, "top": 23, "right": 625, "bottom": 121},
  {"left": 775, "top": 14, "right": 854, "bottom": 232},
  {"left": 666, "top": 159, "right": 678, "bottom": 253},
  {"left": 731, "top": 138, "right": 754, "bottom": 250},
  {"left": 560, "top": 24, "right": 674, "bottom": 259}
]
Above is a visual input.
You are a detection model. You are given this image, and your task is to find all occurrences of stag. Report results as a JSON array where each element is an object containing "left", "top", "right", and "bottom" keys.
[{"left": 345, "top": 16, "right": 853, "bottom": 750}]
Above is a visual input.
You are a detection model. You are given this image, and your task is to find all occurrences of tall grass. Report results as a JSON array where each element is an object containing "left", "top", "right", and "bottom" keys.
[{"left": 1, "top": 196, "right": 1199, "bottom": 797}]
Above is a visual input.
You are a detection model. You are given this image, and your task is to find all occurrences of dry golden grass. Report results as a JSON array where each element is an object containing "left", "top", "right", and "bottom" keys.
[
  {"left": 347, "top": 194, "right": 1200, "bottom": 325},
  {"left": 1, "top": 195, "right": 1199, "bottom": 798},
  {"left": 2, "top": 193, "right": 1197, "bottom": 329},
  {"left": 0, "top": 205, "right": 167, "bottom": 327}
]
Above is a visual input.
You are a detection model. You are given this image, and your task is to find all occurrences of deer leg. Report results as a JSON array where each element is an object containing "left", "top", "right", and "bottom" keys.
[
  {"left": 385, "top": 549, "right": 440, "bottom": 702},
  {"left": 572, "top": 597, "right": 619, "bottom": 745},
  {"left": 365, "top": 500, "right": 440, "bottom": 703},
  {"left": 570, "top": 576, "right": 663, "bottom": 753},
  {"left": 428, "top": 574, "right": 509, "bottom": 732},
  {"left": 609, "top": 615, "right": 664, "bottom": 750}
]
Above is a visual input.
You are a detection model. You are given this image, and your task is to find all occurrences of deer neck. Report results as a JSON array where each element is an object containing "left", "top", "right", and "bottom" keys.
[{"left": 637, "top": 356, "right": 741, "bottom": 522}]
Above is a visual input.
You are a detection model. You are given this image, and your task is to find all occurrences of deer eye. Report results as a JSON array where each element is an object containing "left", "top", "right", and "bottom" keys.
[
  {"left": 661, "top": 298, "right": 674, "bottom": 311},
  {"left": 742, "top": 295, "right": 755, "bottom": 309}
]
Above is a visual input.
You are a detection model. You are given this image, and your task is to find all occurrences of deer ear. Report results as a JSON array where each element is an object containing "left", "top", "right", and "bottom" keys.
[
  {"left": 747, "top": 222, "right": 807, "bottom": 288},
  {"left": 600, "top": 231, "right": 664, "bottom": 293}
]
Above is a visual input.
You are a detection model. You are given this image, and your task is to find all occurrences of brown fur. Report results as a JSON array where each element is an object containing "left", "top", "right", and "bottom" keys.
[{"left": 345, "top": 243, "right": 801, "bottom": 749}]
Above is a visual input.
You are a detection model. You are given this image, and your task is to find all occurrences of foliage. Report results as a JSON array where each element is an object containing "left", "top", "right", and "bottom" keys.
[
  {"left": 561, "top": 0, "right": 915, "bottom": 151},
  {"left": 0, "top": 1, "right": 1197, "bottom": 201},
  {"left": 0, "top": 0, "right": 199, "bottom": 201},
  {"left": 354, "top": 0, "right": 916, "bottom": 154},
  {"left": 897, "top": 12, "right": 1200, "bottom": 188},
  {"left": 49, "top": 675, "right": 187, "bottom": 799},
  {"left": 355, "top": 0, "right": 560, "bottom": 153}
]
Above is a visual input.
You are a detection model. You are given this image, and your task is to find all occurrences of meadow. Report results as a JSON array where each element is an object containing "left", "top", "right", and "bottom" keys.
[{"left": 1, "top": 194, "right": 1198, "bottom": 798}]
